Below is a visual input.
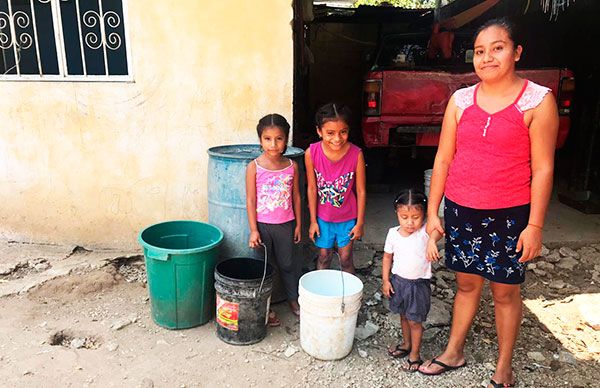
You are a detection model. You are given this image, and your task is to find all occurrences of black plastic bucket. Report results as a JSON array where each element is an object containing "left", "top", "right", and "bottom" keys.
[{"left": 214, "top": 258, "right": 274, "bottom": 345}]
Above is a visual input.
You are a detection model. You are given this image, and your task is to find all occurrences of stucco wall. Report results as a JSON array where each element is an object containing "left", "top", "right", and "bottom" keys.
[{"left": 0, "top": 1, "right": 294, "bottom": 248}]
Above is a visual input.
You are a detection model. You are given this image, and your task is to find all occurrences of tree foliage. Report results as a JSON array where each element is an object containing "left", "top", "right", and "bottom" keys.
[{"left": 353, "top": 0, "right": 436, "bottom": 8}]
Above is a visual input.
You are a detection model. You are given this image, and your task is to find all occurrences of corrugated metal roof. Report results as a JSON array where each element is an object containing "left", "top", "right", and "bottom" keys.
[{"left": 313, "top": 1, "right": 356, "bottom": 8}]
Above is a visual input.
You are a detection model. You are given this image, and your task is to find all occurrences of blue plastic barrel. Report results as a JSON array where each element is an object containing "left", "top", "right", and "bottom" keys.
[{"left": 207, "top": 144, "right": 305, "bottom": 259}]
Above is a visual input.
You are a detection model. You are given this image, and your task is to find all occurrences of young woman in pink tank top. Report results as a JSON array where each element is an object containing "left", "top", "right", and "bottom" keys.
[
  {"left": 246, "top": 114, "right": 302, "bottom": 322},
  {"left": 419, "top": 19, "right": 559, "bottom": 388},
  {"left": 305, "top": 103, "right": 366, "bottom": 274}
]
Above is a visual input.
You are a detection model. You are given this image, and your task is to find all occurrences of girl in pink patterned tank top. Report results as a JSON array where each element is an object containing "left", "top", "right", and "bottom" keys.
[
  {"left": 419, "top": 19, "right": 559, "bottom": 388},
  {"left": 305, "top": 103, "right": 366, "bottom": 274},
  {"left": 246, "top": 114, "right": 302, "bottom": 321}
]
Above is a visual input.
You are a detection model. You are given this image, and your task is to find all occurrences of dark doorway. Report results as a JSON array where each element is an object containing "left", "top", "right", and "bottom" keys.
[{"left": 292, "top": 1, "right": 600, "bottom": 211}]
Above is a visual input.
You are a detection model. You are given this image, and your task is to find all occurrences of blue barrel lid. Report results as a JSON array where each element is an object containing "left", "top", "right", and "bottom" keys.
[{"left": 207, "top": 144, "right": 304, "bottom": 160}]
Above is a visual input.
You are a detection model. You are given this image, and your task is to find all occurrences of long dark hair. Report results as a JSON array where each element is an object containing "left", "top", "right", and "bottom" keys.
[{"left": 256, "top": 113, "right": 290, "bottom": 153}]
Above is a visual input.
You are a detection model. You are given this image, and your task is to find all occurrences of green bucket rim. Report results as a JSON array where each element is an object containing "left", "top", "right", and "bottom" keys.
[
  {"left": 138, "top": 220, "right": 224, "bottom": 254},
  {"left": 207, "top": 144, "right": 304, "bottom": 160}
]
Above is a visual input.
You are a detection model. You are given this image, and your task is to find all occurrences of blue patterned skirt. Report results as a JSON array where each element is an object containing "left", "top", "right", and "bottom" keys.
[{"left": 444, "top": 197, "right": 530, "bottom": 284}]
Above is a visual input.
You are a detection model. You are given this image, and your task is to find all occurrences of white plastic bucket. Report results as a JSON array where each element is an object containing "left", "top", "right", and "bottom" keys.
[
  {"left": 424, "top": 169, "right": 445, "bottom": 218},
  {"left": 298, "top": 270, "right": 363, "bottom": 360}
]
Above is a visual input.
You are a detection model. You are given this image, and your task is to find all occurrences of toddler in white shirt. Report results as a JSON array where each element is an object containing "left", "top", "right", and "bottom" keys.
[{"left": 382, "top": 189, "right": 442, "bottom": 372}]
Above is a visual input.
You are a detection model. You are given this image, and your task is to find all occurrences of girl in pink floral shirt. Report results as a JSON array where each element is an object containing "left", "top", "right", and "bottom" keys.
[{"left": 246, "top": 114, "right": 302, "bottom": 322}]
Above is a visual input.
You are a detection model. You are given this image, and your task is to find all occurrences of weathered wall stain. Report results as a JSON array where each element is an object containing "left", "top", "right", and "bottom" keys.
[{"left": 0, "top": 1, "right": 294, "bottom": 248}]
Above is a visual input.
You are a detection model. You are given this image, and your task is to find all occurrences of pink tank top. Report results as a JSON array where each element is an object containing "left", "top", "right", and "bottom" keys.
[
  {"left": 309, "top": 142, "right": 361, "bottom": 222},
  {"left": 255, "top": 159, "right": 295, "bottom": 224},
  {"left": 445, "top": 80, "right": 551, "bottom": 209}
]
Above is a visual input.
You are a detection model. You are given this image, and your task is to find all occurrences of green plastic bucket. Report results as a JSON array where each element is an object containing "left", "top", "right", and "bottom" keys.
[{"left": 138, "top": 220, "right": 224, "bottom": 329}]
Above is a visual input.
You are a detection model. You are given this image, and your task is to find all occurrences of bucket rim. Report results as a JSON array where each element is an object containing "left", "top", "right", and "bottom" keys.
[
  {"left": 215, "top": 257, "right": 274, "bottom": 283},
  {"left": 299, "top": 269, "right": 363, "bottom": 299},
  {"left": 207, "top": 144, "right": 304, "bottom": 159},
  {"left": 137, "top": 220, "right": 224, "bottom": 254},
  {"left": 299, "top": 288, "right": 363, "bottom": 302}
]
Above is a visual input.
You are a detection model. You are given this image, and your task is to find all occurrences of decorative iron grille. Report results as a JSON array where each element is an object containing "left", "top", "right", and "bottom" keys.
[{"left": 1, "top": 0, "right": 130, "bottom": 80}]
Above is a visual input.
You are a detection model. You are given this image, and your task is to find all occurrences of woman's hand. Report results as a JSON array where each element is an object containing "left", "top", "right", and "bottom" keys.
[
  {"left": 349, "top": 223, "right": 364, "bottom": 241},
  {"left": 248, "top": 231, "right": 262, "bottom": 249},
  {"left": 294, "top": 225, "right": 302, "bottom": 244},
  {"left": 308, "top": 222, "right": 320, "bottom": 243},
  {"left": 516, "top": 225, "right": 543, "bottom": 263},
  {"left": 426, "top": 214, "right": 445, "bottom": 237},
  {"left": 426, "top": 238, "right": 440, "bottom": 262},
  {"left": 382, "top": 279, "right": 394, "bottom": 298}
]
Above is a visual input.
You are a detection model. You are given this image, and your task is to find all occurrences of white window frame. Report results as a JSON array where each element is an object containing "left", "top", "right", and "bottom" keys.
[{"left": 0, "top": 0, "right": 133, "bottom": 82}]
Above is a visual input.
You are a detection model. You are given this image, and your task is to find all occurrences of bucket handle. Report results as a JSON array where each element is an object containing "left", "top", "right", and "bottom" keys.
[
  {"left": 146, "top": 250, "right": 170, "bottom": 261},
  {"left": 255, "top": 243, "right": 268, "bottom": 298},
  {"left": 333, "top": 251, "right": 346, "bottom": 314}
]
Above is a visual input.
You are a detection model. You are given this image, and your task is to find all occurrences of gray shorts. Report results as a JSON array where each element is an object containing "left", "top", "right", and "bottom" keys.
[{"left": 389, "top": 274, "right": 431, "bottom": 323}]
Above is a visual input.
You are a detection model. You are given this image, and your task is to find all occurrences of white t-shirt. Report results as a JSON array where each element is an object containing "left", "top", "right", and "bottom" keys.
[{"left": 384, "top": 224, "right": 431, "bottom": 280}]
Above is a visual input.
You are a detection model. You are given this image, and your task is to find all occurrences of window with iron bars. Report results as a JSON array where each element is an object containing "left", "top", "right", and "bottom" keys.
[{"left": 1, "top": 0, "right": 131, "bottom": 81}]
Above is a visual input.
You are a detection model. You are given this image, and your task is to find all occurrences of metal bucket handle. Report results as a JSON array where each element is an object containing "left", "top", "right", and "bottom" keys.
[
  {"left": 333, "top": 251, "right": 346, "bottom": 314},
  {"left": 255, "top": 242, "right": 268, "bottom": 298}
]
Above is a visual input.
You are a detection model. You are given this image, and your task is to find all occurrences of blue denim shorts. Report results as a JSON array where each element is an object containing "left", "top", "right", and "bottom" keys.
[{"left": 314, "top": 217, "right": 356, "bottom": 249}]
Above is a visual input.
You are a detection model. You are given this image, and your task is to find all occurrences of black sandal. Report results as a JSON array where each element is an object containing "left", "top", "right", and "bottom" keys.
[
  {"left": 489, "top": 379, "right": 516, "bottom": 388},
  {"left": 418, "top": 357, "right": 468, "bottom": 376},
  {"left": 403, "top": 358, "right": 423, "bottom": 373},
  {"left": 387, "top": 344, "right": 411, "bottom": 359}
]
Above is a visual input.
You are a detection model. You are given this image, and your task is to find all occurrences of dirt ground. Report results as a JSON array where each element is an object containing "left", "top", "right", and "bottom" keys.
[{"left": 1, "top": 244, "right": 599, "bottom": 387}]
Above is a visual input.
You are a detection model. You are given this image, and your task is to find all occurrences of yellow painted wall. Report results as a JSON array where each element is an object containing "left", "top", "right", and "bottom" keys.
[{"left": 0, "top": 1, "right": 294, "bottom": 249}]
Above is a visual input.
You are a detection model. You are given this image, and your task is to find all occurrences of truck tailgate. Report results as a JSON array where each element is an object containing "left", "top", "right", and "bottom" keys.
[
  {"left": 380, "top": 69, "right": 562, "bottom": 122},
  {"left": 381, "top": 71, "right": 480, "bottom": 123}
]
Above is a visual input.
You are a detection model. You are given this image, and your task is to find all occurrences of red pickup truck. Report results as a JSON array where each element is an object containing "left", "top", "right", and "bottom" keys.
[{"left": 362, "top": 33, "right": 575, "bottom": 150}]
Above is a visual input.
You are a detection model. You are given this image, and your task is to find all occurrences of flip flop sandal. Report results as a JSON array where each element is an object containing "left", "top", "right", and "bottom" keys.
[
  {"left": 418, "top": 357, "right": 467, "bottom": 376},
  {"left": 387, "top": 344, "right": 411, "bottom": 359},
  {"left": 402, "top": 358, "right": 423, "bottom": 373},
  {"left": 267, "top": 312, "right": 281, "bottom": 327},
  {"left": 489, "top": 379, "right": 516, "bottom": 388}
]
